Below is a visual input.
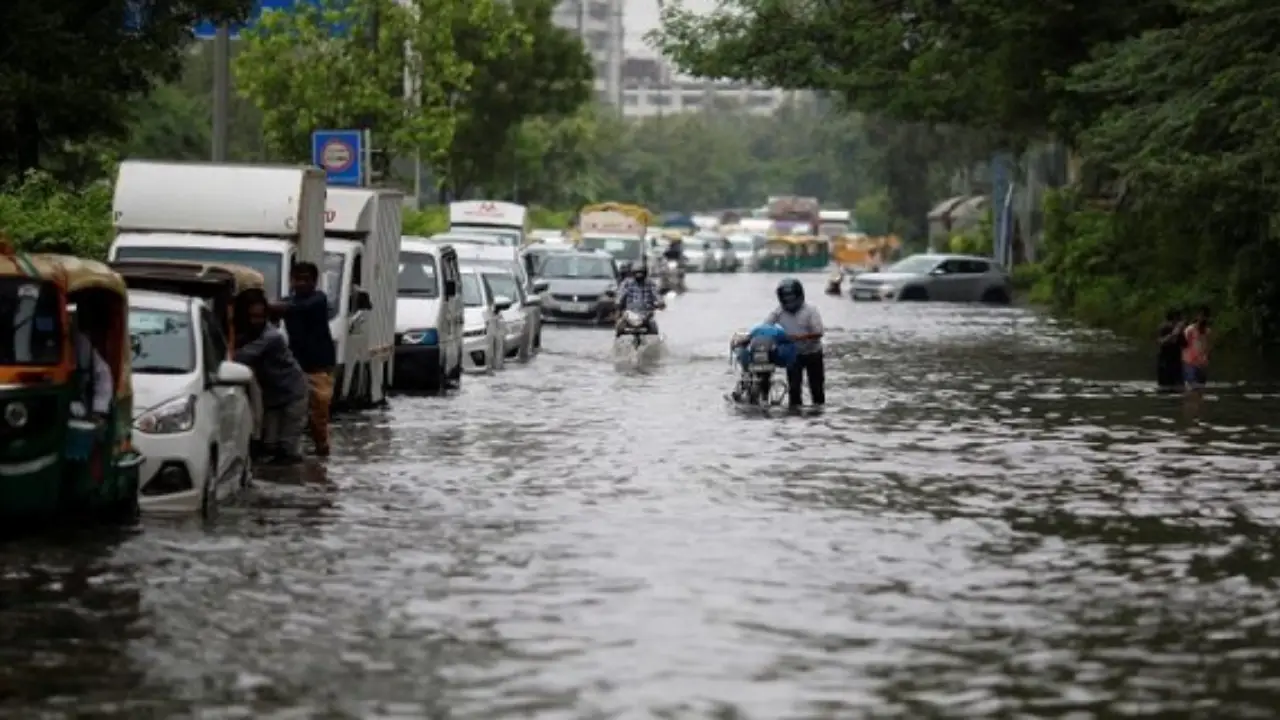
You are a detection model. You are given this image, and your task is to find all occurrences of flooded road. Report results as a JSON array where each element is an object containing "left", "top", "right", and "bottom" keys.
[{"left": 5, "top": 273, "right": 1280, "bottom": 718}]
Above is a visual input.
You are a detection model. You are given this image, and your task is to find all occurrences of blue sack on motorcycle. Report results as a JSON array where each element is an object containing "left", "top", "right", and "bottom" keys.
[{"left": 736, "top": 323, "right": 796, "bottom": 368}]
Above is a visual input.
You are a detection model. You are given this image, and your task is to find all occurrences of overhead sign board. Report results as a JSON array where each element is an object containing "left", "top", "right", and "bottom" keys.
[
  {"left": 311, "top": 129, "right": 363, "bottom": 186},
  {"left": 193, "top": 0, "right": 349, "bottom": 40}
]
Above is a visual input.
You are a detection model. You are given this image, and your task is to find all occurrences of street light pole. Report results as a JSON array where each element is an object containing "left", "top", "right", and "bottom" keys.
[{"left": 212, "top": 23, "right": 231, "bottom": 162}]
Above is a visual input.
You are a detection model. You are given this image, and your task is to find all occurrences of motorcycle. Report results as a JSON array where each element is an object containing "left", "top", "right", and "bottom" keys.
[
  {"left": 728, "top": 324, "right": 795, "bottom": 407},
  {"left": 614, "top": 309, "right": 662, "bottom": 369},
  {"left": 657, "top": 258, "right": 686, "bottom": 294},
  {"left": 825, "top": 269, "right": 843, "bottom": 296}
]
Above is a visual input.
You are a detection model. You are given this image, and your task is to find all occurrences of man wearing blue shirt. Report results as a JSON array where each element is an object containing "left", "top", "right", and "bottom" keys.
[{"left": 272, "top": 262, "right": 335, "bottom": 457}]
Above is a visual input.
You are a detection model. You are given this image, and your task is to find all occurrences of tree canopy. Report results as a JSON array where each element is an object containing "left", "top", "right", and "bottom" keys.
[{"left": 0, "top": 0, "right": 255, "bottom": 180}]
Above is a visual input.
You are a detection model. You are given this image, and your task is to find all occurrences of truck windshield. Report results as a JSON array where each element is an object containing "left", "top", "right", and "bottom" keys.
[
  {"left": 0, "top": 279, "right": 62, "bottom": 366},
  {"left": 114, "top": 247, "right": 284, "bottom": 298},
  {"left": 398, "top": 253, "right": 439, "bottom": 297},
  {"left": 452, "top": 226, "right": 521, "bottom": 247},
  {"left": 579, "top": 236, "right": 641, "bottom": 261}
]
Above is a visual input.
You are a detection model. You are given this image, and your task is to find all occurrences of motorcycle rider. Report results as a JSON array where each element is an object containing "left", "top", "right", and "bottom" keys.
[
  {"left": 615, "top": 263, "right": 665, "bottom": 335},
  {"left": 663, "top": 236, "right": 686, "bottom": 265},
  {"left": 765, "top": 278, "right": 825, "bottom": 407}
]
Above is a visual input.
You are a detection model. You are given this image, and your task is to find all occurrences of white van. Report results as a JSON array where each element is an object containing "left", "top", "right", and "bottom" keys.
[
  {"left": 393, "top": 239, "right": 464, "bottom": 391},
  {"left": 322, "top": 187, "right": 402, "bottom": 409},
  {"left": 448, "top": 201, "right": 528, "bottom": 247},
  {"left": 109, "top": 161, "right": 326, "bottom": 301}
]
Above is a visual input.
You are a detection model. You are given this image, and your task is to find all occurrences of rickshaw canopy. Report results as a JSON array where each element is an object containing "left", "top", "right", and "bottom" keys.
[{"left": 580, "top": 202, "right": 656, "bottom": 227}]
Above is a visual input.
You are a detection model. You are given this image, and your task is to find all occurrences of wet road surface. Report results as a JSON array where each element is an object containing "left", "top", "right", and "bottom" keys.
[{"left": 4, "top": 273, "right": 1280, "bottom": 718}]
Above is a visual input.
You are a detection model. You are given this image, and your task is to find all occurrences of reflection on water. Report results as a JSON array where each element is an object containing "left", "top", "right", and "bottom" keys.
[{"left": 4, "top": 273, "right": 1280, "bottom": 717}]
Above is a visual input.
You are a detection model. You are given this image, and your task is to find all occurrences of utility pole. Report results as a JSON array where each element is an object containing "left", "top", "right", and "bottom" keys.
[{"left": 211, "top": 23, "right": 231, "bottom": 162}]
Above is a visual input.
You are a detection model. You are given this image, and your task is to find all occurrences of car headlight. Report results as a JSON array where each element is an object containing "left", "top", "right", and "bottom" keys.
[
  {"left": 400, "top": 328, "right": 439, "bottom": 346},
  {"left": 464, "top": 326, "right": 486, "bottom": 338},
  {"left": 134, "top": 395, "right": 196, "bottom": 434}
]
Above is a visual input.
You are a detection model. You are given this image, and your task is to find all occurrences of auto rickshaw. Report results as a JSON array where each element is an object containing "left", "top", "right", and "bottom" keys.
[
  {"left": 802, "top": 236, "right": 830, "bottom": 270},
  {"left": 0, "top": 244, "right": 143, "bottom": 529},
  {"left": 755, "top": 236, "right": 789, "bottom": 272},
  {"left": 107, "top": 259, "right": 267, "bottom": 349}
]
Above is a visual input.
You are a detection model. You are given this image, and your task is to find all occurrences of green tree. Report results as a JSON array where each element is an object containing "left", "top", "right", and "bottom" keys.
[
  {"left": 0, "top": 0, "right": 254, "bottom": 181},
  {"left": 234, "top": 0, "right": 510, "bottom": 165},
  {"left": 440, "top": 0, "right": 594, "bottom": 197}
]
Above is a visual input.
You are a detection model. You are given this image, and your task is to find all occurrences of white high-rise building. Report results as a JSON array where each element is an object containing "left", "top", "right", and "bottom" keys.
[{"left": 552, "top": 0, "right": 624, "bottom": 106}]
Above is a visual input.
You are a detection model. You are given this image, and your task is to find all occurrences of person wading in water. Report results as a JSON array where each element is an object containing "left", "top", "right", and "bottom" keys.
[{"left": 1156, "top": 308, "right": 1185, "bottom": 391}]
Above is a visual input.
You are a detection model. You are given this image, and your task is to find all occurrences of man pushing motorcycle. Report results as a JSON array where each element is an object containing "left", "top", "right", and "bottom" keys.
[{"left": 615, "top": 263, "right": 664, "bottom": 335}]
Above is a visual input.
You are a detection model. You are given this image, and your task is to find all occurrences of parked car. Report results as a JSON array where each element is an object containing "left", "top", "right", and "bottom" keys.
[
  {"left": 536, "top": 250, "right": 620, "bottom": 325},
  {"left": 460, "top": 267, "right": 511, "bottom": 373},
  {"left": 849, "top": 253, "right": 1012, "bottom": 303},
  {"left": 473, "top": 264, "right": 538, "bottom": 361},
  {"left": 130, "top": 290, "right": 254, "bottom": 516},
  {"left": 393, "top": 239, "right": 464, "bottom": 392},
  {"left": 727, "top": 233, "right": 764, "bottom": 271}
]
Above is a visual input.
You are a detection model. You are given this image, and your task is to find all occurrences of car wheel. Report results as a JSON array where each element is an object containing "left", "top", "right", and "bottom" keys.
[
  {"left": 899, "top": 286, "right": 929, "bottom": 301},
  {"left": 981, "top": 287, "right": 1011, "bottom": 304},
  {"left": 201, "top": 451, "right": 218, "bottom": 519}
]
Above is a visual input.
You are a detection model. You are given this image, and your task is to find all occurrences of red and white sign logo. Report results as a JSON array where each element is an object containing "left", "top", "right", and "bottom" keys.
[{"left": 320, "top": 139, "right": 354, "bottom": 173}]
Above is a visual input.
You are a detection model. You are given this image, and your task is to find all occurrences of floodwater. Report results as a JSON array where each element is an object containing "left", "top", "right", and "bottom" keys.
[{"left": 4, "top": 273, "right": 1280, "bottom": 719}]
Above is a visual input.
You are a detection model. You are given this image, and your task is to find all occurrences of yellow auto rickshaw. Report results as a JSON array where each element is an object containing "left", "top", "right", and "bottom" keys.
[
  {"left": 108, "top": 259, "right": 267, "bottom": 349},
  {"left": 760, "top": 236, "right": 795, "bottom": 272},
  {"left": 0, "top": 244, "right": 142, "bottom": 529}
]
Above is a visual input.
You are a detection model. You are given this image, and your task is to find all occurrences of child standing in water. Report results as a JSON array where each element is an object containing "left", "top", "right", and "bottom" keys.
[{"left": 1182, "top": 305, "right": 1211, "bottom": 389}]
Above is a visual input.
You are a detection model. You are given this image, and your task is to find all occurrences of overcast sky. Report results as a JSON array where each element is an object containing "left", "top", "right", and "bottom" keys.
[{"left": 624, "top": 0, "right": 715, "bottom": 55}]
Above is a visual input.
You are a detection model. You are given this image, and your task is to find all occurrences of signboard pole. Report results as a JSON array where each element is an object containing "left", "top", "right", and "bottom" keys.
[
  {"left": 361, "top": 128, "right": 372, "bottom": 187},
  {"left": 211, "top": 23, "right": 231, "bottom": 162}
]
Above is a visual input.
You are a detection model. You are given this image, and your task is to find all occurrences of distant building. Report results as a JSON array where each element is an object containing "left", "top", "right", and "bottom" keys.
[
  {"left": 621, "top": 79, "right": 797, "bottom": 118},
  {"left": 552, "top": 0, "right": 624, "bottom": 105}
]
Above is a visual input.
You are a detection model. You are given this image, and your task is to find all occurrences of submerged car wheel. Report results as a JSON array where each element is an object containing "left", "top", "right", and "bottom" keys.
[
  {"left": 201, "top": 451, "right": 218, "bottom": 519},
  {"left": 981, "top": 287, "right": 1011, "bottom": 304},
  {"left": 899, "top": 286, "right": 929, "bottom": 301}
]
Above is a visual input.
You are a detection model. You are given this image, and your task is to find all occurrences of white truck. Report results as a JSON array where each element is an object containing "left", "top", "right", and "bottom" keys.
[
  {"left": 322, "top": 187, "right": 403, "bottom": 409},
  {"left": 110, "top": 161, "right": 326, "bottom": 301},
  {"left": 448, "top": 201, "right": 528, "bottom": 248},
  {"left": 819, "top": 209, "right": 853, "bottom": 237}
]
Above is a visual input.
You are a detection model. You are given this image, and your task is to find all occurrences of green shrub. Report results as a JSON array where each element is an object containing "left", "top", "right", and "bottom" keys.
[{"left": 0, "top": 170, "right": 114, "bottom": 258}]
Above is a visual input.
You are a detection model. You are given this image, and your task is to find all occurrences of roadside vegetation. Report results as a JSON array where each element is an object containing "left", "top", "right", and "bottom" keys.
[{"left": 658, "top": 0, "right": 1280, "bottom": 351}]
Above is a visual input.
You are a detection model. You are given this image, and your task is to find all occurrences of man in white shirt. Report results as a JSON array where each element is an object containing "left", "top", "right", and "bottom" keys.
[{"left": 74, "top": 331, "right": 112, "bottom": 421}]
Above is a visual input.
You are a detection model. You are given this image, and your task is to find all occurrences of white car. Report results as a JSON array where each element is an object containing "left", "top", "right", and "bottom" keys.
[
  {"left": 130, "top": 290, "right": 255, "bottom": 516},
  {"left": 460, "top": 267, "right": 511, "bottom": 373},
  {"left": 474, "top": 264, "right": 538, "bottom": 362}
]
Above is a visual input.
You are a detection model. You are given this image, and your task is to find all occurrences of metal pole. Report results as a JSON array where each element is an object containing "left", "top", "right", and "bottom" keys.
[{"left": 212, "top": 23, "right": 231, "bottom": 162}]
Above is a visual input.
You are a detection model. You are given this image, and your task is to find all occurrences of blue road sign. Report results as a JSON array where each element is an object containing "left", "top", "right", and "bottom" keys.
[
  {"left": 312, "top": 130, "right": 363, "bottom": 186},
  {"left": 194, "top": 0, "right": 349, "bottom": 40}
]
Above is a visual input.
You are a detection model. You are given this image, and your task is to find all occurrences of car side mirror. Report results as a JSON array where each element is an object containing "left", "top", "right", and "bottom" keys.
[
  {"left": 532, "top": 279, "right": 550, "bottom": 294},
  {"left": 444, "top": 279, "right": 458, "bottom": 297},
  {"left": 492, "top": 295, "right": 513, "bottom": 313},
  {"left": 929, "top": 267, "right": 946, "bottom": 276},
  {"left": 354, "top": 288, "right": 374, "bottom": 311},
  {"left": 215, "top": 360, "right": 254, "bottom": 386}
]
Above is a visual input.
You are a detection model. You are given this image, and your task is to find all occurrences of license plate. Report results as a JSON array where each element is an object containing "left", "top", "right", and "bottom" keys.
[
  {"left": 562, "top": 302, "right": 589, "bottom": 313},
  {"left": 752, "top": 349, "right": 771, "bottom": 363},
  {"left": 748, "top": 364, "right": 774, "bottom": 372}
]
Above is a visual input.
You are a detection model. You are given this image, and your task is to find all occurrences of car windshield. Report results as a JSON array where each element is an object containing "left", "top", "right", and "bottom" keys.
[
  {"left": 129, "top": 308, "right": 195, "bottom": 374},
  {"left": 483, "top": 272, "right": 519, "bottom": 303},
  {"left": 114, "top": 246, "right": 284, "bottom": 298},
  {"left": 539, "top": 255, "right": 615, "bottom": 279},
  {"left": 579, "top": 236, "right": 642, "bottom": 261},
  {"left": 321, "top": 251, "right": 342, "bottom": 320},
  {"left": 886, "top": 255, "right": 942, "bottom": 274},
  {"left": 0, "top": 279, "right": 62, "bottom": 365},
  {"left": 461, "top": 274, "right": 484, "bottom": 307},
  {"left": 398, "top": 252, "right": 439, "bottom": 297}
]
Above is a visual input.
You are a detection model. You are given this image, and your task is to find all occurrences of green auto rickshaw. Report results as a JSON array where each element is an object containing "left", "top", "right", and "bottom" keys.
[{"left": 0, "top": 245, "right": 142, "bottom": 530}]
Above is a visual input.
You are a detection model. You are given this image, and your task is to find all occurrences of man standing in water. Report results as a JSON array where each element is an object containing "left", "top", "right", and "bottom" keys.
[
  {"left": 1156, "top": 308, "right": 1185, "bottom": 390},
  {"left": 273, "top": 262, "right": 336, "bottom": 457},
  {"left": 1182, "top": 305, "right": 1212, "bottom": 389}
]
